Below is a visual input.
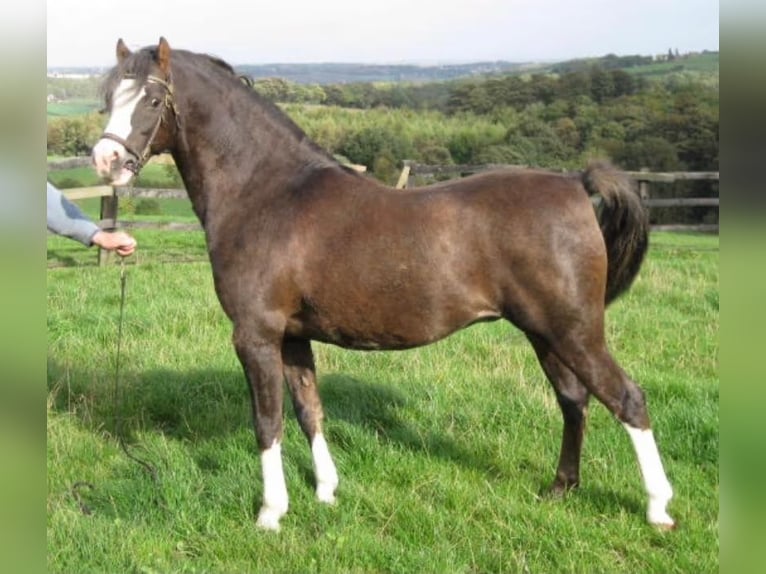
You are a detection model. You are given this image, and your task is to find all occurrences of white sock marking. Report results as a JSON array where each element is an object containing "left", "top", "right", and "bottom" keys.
[
  {"left": 256, "top": 440, "right": 289, "bottom": 531},
  {"left": 623, "top": 424, "right": 674, "bottom": 526},
  {"left": 312, "top": 433, "right": 339, "bottom": 504}
]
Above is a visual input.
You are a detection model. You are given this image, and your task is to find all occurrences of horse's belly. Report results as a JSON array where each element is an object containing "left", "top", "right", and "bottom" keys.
[{"left": 287, "top": 302, "right": 501, "bottom": 351}]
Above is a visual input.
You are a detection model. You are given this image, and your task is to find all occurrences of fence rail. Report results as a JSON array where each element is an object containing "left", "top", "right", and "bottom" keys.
[
  {"left": 48, "top": 158, "right": 718, "bottom": 265},
  {"left": 400, "top": 161, "right": 719, "bottom": 233},
  {"left": 401, "top": 161, "right": 719, "bottom": 187}
]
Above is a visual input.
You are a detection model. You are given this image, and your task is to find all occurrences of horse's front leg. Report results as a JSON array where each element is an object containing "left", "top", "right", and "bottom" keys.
[
  {"left": 233, "top": 325, "right": 288, "bottom": 531},
  {"left": 283, "top": 338, "right": 339, "bottom": 504}
]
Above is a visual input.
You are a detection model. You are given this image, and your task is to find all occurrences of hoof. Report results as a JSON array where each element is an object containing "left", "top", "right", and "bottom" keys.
[
  {"left": 316, "top": 482, "right": 337, "bottom": 505},
  {"left": 542, "top": 480, "right": 579, "bottom": 500},
  {"left": 256, "top": 506, "right": 285, "bottom": 531},
  {"left": 649, "top": 513, "right": 677, "bottom": 531},
  {"left": 647, "top": 496, "right": 674, "bottom": 530},
  {"left": 652, "top": 521, "right": 677, "bottom": 532}
]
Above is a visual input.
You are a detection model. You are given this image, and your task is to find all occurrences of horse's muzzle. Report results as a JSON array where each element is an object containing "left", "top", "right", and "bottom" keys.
[{"left": 92, "top": 137, "right": 136, "bottom": 186}]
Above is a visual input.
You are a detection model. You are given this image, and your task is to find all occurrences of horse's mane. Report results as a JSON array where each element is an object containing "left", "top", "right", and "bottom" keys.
[
  {"left": 100, "top": 45, "right": 345, "bottom": 169},
  {"left": 100, "top": 47, "right": 237, "bottom": 107}
]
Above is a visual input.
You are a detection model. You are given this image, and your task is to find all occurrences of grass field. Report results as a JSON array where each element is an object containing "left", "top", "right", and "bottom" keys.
[
  {"left": 47, "top": 231, "right": 718, "bottom": 573},
  {"left": 625, "top": 52, "right": 719, "bottom": 79},
  {"left": 48, "top": 163, "right": 182, "bottom": 192},
  {"left": 47, "top": 100, "right": 100, "bottom": 119}
]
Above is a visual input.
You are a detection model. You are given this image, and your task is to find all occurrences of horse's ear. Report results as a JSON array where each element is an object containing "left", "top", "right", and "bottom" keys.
[
  {"left": 116, "top": 39, "right": 131, "bottom": 63},
  {"left": 157, "top": 37, "right": 171, "bottom": 76}
]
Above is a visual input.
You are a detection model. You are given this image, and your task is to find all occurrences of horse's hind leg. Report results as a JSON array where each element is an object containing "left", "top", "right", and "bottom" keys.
[
  {"left": 552, "top": 334, "right": 675, "bottom": 528},
  {"left": 527, "top": 335, "right": 590, "bottom": 495},
  {"left": 282, "top": 338, "right": 339, "bottom": 505}
]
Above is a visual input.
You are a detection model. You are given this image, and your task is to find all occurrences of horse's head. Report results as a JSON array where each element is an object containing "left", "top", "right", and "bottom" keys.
[{"left": 92, "top": 37, "right": 179, "bottom": 186}]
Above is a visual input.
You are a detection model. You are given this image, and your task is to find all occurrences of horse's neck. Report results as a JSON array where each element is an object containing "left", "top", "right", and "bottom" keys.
[{"left": 172, "top": 78, "right": 329, "bottom": 221}]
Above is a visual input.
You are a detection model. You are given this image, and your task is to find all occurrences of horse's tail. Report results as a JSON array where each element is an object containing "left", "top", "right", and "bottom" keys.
[{"left": 582, "top": 161, "right": 649, "bottom": 305}]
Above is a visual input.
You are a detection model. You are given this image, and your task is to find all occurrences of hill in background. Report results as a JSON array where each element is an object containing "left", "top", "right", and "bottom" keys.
[
  {"left": 48, "top": 50, "right": 718, "bottom": 89},
  {"left": 235, "top": 61, "right": 539, "bottom": 84}
]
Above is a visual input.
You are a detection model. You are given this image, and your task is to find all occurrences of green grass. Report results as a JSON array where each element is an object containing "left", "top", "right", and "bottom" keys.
[
  {"left": 47, "top": 100, "right": 101, "bottom": 118},
  {"left": 47, "top": 196, "right": 196, "bottom": 224},
  {"left": 47, "top": 166, "right": 104, "bottom": 189},
  {"left": 47, "top": 232, "right": 718, "bottom": 573},
  {"left": 625, "top": 52, "right": 719, "bottom": 78},
  {"left": 48, "top": 163, "right": 181, "bottom": 191}
]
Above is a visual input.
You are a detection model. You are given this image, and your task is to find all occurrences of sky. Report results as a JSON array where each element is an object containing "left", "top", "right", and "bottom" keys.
[{"left": 46, "top": 0, "right": 719, "bottom": 68}]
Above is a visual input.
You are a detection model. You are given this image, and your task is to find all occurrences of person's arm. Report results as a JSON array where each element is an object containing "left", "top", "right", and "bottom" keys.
[
  {"left": 46, "top": 182, "right": 99, "bottom": 246},
  {"left": 46, "top": 182, "right": 137, "bottom": 256}
]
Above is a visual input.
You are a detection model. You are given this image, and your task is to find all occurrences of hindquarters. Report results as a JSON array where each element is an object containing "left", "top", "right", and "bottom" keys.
[
  {"left": 500, "top": 162, "right": 647, "bottom": 335},
  {"left": 488, "top": 172, "right": 608, "bottom": 344},
  {"left": 494, "top": 166, "right": 672, "bottom": 528}
]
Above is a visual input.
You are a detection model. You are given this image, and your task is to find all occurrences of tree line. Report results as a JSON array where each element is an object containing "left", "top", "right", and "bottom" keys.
[{"left": 48, "top": 64, "right": 718, "bottom": 209}]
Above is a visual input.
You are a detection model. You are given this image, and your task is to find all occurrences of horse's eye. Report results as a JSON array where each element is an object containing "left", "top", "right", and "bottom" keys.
[{"left": 151, "top": 98, "right": 161, "bottom": 108}]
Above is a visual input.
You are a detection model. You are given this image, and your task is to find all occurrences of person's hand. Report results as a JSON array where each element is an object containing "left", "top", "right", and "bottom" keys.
[{"left": 91, "top": 230, "right": 137, "bottom": 257}]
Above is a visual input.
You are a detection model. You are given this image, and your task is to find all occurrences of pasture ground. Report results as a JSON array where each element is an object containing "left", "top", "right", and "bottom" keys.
[{"left": 47, "top": 230, "right": 718, "bottom": 573}]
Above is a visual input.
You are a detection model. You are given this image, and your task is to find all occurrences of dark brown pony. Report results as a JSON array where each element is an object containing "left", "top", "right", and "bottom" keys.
[{"left": 92, "top": 38, "right": 674, "bottom": 531}]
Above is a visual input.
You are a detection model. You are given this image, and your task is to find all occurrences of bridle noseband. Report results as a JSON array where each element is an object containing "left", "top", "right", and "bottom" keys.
[{"left": 100, "top": 74, "right": 180, "bottom": 175}]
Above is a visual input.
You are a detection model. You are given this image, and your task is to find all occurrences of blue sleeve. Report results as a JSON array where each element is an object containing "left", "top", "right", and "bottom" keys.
[{"left": 46, "top": 182, "right": 100, "bottom": 246}]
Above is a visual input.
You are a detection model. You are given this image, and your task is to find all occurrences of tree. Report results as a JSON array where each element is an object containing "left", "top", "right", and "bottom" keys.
[
  {"left": 372, "top": 150, "right": 400, "bottom": 185},
  {"left": 589, "top": 67, "right": 615, "bottom": 103},
  {"left": 554, "top": 117, "right": 581, "bottom": 150},
  {"left": 253, "top": 78, "right": 292, "bottom": 102},
  {"left": 530, "top": 74, "right": 557, "bottom": 105},
  {"left": 47, "top": 113, "right": 105, "bottom": 156},
  {"left": 418, "top": 145, "right": 454, "bottom": 165},
  {"left": 339, "top": 126, "right": 413, "bottom": 170},
  {"left": 610, "top": 69, "right": 636, "bottom": 97},
  {"left": 558, "top": 71, "right": 591, "bottom": 101},
  {"left": 611, "top": 136, "right": 681, "bottom": 171},
  {"left": 446, "top": 82, "right": 494, "bottom": 115}
]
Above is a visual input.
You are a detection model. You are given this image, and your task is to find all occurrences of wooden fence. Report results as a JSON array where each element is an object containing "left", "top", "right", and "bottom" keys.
[{"left": 48, "top": 158, "right": 718, "bottom": 265}]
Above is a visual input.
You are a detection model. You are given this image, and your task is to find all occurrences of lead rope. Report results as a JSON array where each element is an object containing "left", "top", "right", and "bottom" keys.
[
  {"left": 114, "top": 257, "right": 163, "bottom": 487},
  {"left": 71, "top": 257, "right": 165, "bottom": 515}
]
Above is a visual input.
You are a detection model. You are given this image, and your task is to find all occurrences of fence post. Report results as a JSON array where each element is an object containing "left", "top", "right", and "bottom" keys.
[
  {"left": 638, "top": 167, "right": 650, "bottom": 201},
  {"left": 638, "top": 167, "right": 651, "bottom": 223},
  {"left": 396, "top": 161, "right": 412, "bottom": 190},
  {"left": 98, "top": 187, "right": 119, "bottom": 266}
]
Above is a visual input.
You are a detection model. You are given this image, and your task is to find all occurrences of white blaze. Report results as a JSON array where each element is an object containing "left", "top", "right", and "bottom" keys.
[
  {"left": 105, "top": 79, "right": 145, "bottom": 141},
  {"left": 92, "top": 79, "right": 145, "bottom": 185}
]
